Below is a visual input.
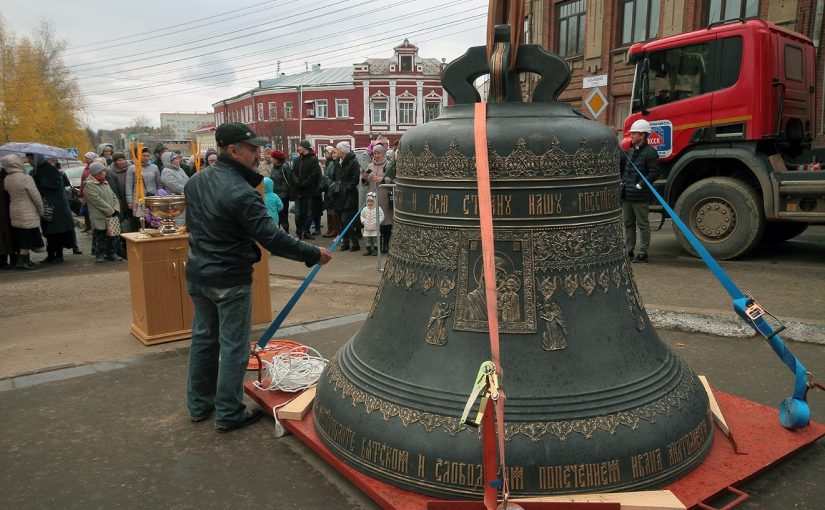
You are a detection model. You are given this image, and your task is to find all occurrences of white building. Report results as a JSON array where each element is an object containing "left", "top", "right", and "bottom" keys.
[{"left": 160, "top": 112, "right": 215, "bottom": 140}]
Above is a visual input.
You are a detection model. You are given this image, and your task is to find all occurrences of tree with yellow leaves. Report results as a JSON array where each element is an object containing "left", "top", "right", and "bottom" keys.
[{"left": 0, "top": 16, "right": 91, "bottom": 151}]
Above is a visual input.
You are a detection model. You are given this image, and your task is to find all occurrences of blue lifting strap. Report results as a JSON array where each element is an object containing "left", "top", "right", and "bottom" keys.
[
  {"left": 622, "top": 150, "right": 811, "bottom": 429},
  {"left": 255, "top": 204, "right": 365, "bottom": 349}
]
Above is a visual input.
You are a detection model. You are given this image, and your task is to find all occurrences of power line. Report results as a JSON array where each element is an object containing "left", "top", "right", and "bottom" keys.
[
  {"left": 64, "top": 0, "right": 282, "bottom": 52},
  {"left": 84, "top": 20, "right": 485, "bottom": 108},
  {"left": 67, "top": 0, "right": 314, "bottom": 69},
  {"left": 75, "top": 0, "right": 467, "bottom": 87},
  {"left": 80, "top": 3, "right": 479, "bottom": 96},
  {"left": 14, "top": 1, "right": 480, "bottom": 85},
  {"left": 68, "top": 0, "right": 368, "bottom": 74}
]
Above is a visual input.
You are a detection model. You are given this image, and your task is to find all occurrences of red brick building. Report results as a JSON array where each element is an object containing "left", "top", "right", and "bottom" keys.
[
  {"left": 526, "top": 0, "right": 825, "bottom": 145},
  {"left": 212, "top": 40, "right": 451, "bottom": 154}
]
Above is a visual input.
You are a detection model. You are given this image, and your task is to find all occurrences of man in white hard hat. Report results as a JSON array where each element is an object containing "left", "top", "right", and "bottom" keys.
[{"left": 620, "top": 119, "right": 660, "bottom": 263}]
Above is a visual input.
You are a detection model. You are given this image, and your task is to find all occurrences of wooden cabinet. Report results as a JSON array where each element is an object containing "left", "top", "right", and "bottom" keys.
[{"left": 122, "top": 233, "right": 271, "bottom": 345}]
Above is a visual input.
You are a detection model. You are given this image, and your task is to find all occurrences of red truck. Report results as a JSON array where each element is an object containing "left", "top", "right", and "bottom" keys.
[{"left": 623, "top": 19, "right": 825, "bottom": 259}]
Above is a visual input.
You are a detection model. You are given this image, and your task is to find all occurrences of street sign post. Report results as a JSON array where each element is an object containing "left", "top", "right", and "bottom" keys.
[{"left": 584, "top": 87, "right": 608, "bottom": 119}]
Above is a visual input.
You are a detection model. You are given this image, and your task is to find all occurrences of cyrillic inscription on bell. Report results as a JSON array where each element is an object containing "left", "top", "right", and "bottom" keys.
[{"left": 314, "top": 38, "right": 712, "bottom": 499}]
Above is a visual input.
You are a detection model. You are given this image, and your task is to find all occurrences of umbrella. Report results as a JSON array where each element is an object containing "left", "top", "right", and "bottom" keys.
[{"left": 0, "top": 142, "right": 73, "bottom": 159}]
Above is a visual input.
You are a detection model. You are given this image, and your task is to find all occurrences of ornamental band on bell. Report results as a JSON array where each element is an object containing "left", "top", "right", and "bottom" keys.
[{"left": 396, "top": 138, "right": 621, "bottom": 180}]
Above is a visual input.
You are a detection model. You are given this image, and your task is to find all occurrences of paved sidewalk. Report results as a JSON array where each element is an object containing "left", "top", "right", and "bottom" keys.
[{"left": 1, "top": 320, "right": 823, "bottom": 510}]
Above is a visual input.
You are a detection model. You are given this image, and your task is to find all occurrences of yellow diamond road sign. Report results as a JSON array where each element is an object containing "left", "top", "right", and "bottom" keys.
[{"left": 584, "top": 86, "right": 608, "bottom": 119}]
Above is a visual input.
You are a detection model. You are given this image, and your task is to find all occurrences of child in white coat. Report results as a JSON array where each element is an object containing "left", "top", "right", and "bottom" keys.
[{"left": 359, "top": 192, "right": 384, "bottom": 256}]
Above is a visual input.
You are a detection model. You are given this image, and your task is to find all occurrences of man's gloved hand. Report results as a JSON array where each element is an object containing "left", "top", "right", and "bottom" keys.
[{"left": 635, "top": 183, "right": 643, "bottom": 190}]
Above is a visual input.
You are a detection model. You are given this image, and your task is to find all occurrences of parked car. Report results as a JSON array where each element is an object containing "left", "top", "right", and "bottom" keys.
[
  {"left": 63, "top": 160, "right": 85, "bottom": 190},
  {"left": 60, "top": 160, "right": 85, "bottom": 215}
]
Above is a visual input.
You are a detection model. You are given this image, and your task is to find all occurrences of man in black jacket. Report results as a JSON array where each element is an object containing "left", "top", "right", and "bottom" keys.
[
  {"left": 292, "top": 140, "right": 322, "bottom": 240},
  {"left": 620, "top": 119, "right": 660, "bottom": 263},
  {"left": 184, "top": 123, "right": 331, "bottom": 432}
]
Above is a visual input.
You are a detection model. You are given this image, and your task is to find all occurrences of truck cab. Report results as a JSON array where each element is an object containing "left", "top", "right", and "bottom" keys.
[{"left": 624, "top": 19, "right": 825, "bottom": 259}]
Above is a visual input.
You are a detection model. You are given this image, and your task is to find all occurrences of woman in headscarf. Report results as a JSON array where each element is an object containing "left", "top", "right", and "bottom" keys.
[
  {"left": 107, "top": 152, "right": 131, "bottom": 258},
  {"left": 97, "top": 144, "right": 115, "bottom": 165},
  {"left": 30, "top": 154, "right": 74, "bottom": 264},
  {"left": 160, "top": 151, "right": 189, "bottom": 194},
  {"left": 79, "top": 151, "right": 98, "bottom": 232},
  {"left": 1, "top": 154, "right": 44, "bottom": 269},
  {"left": 84, "top": 162, "right": 122, "bottom": 263},
  {"left": 361, "top": 144, "right": 395, "bottom": 253},
  {"left": 334, "top": 142, "right": 360, "bottom": 251}
]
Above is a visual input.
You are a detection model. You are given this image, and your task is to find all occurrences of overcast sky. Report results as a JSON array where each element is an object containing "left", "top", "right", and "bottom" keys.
[{"left": 2, "top": 0, "right": 488, "bottom": 131}]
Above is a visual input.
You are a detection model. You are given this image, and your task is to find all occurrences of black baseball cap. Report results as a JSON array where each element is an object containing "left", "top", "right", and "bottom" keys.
[{"left": 215, "top": 122, "right": 269, "bottom": 147}]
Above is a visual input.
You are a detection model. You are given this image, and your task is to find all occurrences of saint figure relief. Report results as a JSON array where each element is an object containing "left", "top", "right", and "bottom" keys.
[
  {"left": 540, "top": 301, "right": 568, "bottom": 351},
  {"left": 426, "top": 302, "right": 453, "bottom": 346}
]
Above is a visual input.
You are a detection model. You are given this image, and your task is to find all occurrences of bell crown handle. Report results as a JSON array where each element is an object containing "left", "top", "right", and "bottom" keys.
[{"left": 442, "top": 24, "right": 571, "bottom": 104}]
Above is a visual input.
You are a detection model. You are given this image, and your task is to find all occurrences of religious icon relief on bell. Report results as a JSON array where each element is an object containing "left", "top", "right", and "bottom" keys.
[
  {"left": 453, "top": 230, "right": 536, "bottom": 333},
  {"left": 536, "top": 275, "right": 568, "bottom": 350},
  {"left": 539, "top": 302, "right": 568, "bottom": 351},
  {"left": 426, "top": 302, "right": 453, "bottom": 346}
]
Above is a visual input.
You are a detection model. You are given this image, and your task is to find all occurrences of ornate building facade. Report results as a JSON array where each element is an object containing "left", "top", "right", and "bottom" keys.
[{"left": 212, "top": 40, "right": 451, "bottom": 154}]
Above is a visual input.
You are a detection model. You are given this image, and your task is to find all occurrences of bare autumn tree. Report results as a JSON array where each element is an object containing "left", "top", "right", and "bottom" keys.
[{"left": 0, "top": 16, "right": 91, "bottom": 150}]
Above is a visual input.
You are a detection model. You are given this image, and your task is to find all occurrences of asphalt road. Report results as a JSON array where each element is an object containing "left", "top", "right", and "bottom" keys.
[{"left": 1, "top": 321, "right": 824, "bottom": 510}]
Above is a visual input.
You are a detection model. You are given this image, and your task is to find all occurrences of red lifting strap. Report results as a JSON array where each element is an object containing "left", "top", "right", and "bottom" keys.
[{"left": 474, "top": 101, "right": 509, "bottom": 508}]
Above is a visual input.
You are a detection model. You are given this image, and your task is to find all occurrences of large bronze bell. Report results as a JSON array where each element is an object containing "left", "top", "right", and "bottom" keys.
[{"left": 314, "top": 33, "right": 712, "bottom": 499}]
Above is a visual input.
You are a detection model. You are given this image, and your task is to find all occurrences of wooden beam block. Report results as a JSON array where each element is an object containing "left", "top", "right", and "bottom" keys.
[
  {"left": 699, "top": 375, "right": 731, "bottom": 437},
  {"left": 276, "top": 386, "right": 317, "bottom": 421},
  {"left": 511, "top": 489, "right": 686, "bottom": 510}
]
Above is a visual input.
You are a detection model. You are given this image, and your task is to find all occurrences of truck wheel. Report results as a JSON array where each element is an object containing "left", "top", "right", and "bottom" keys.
[
  {"left": 761, "top": 222, "right": 809, "bottom": 243},
  {"left": 673, "top": 177, "right": 766, "bottom": 260}
]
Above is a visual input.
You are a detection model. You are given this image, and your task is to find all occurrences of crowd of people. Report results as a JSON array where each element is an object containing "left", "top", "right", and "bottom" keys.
[
  {"left": 254, "top": 138, "right": 397, "bottom": 254},
  {"left": 0, "top": 137, "right": 398, "bottom": 270}
]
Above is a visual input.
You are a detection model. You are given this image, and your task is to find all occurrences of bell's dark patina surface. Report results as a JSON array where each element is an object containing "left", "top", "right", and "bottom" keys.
[{"left": 314, "top": 33, "right": 712, "bottom": 499}]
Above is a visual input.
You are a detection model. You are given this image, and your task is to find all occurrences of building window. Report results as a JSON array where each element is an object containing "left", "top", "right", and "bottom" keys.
[
  {"left": 268, "top": 102, "right": 277, "bottom": 120},
  {"left": 400, "top": 55, "right": 413, "bottom": 72},
  {"left": 558, "top": 0, "right": 586, "bottom": 57},
  {"left": 257, "top": 103, "right": 264, "bottom": 121},
  {"left": 424, "top": 102, "right": 441, "bottom": 123},
  {"left": 524, "top": 14, "right": 532, "bottom": 44},
  {"left": 398, "top": 102, "right": 415, "bottom": 124},
  {"left": 315, "top": 99, "right": 328, "bottom": 118},
  {"left": 372, "top": 101, "right": 388, "bottom": 123},
  {"left": 621, "top": 0, "right": 660, "bottom": 45},
  {"left": 707, "top": 0, "right": 758, "bottom": 24},
  {"left": 613, "top": 101, "right": 631, "bottom": 132},
  {"left": 335, "top": 99, "right": 349, "bottom": 118},
  {"left": 284, "top": 101, "right": 294, "bottom": 119}
]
